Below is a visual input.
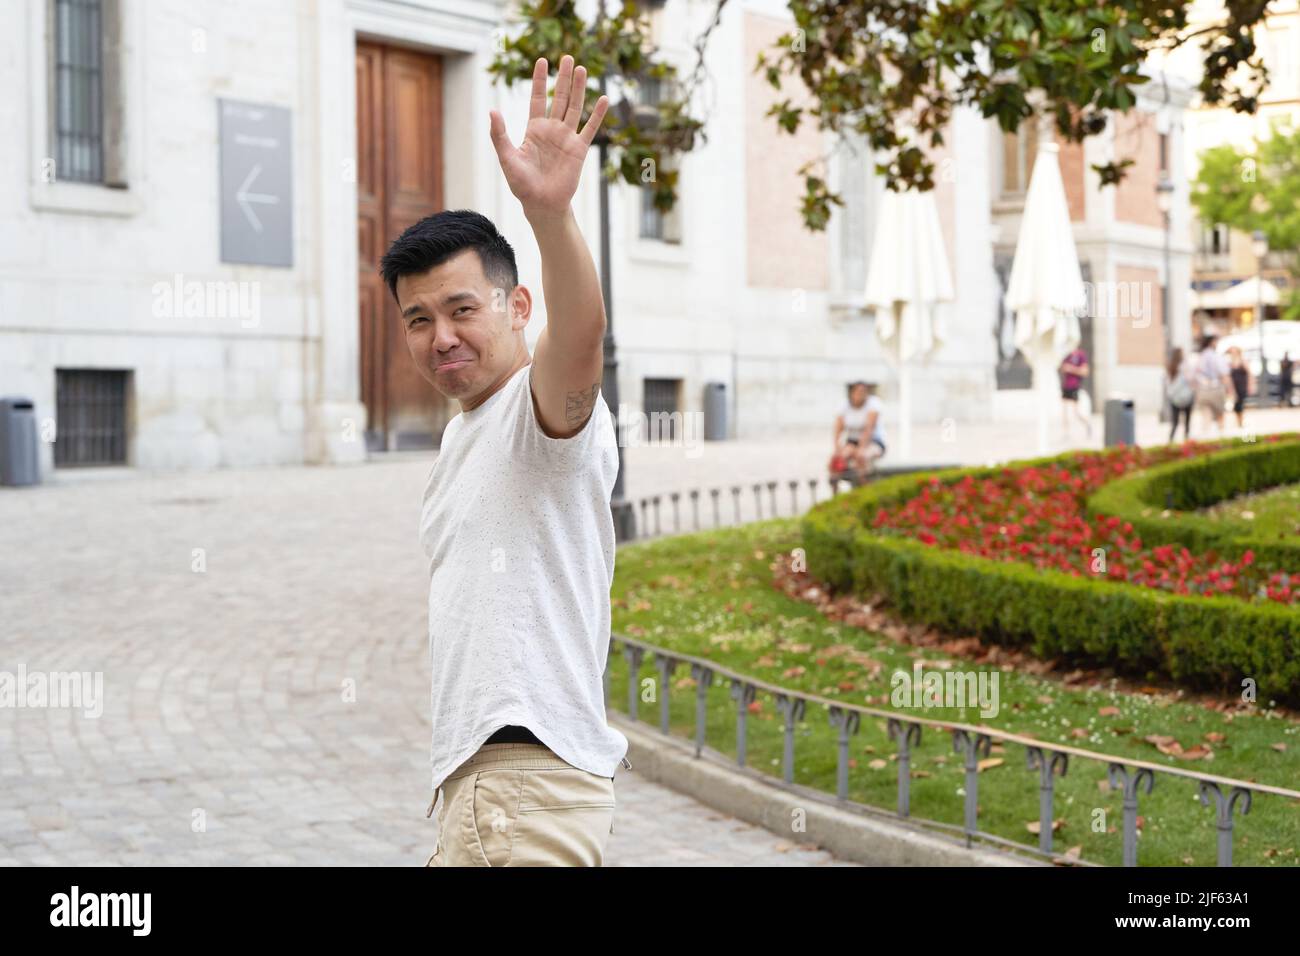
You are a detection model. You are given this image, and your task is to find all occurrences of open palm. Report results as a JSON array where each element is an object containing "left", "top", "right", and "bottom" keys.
[{"left": 489, "top": 56, "right": 609, "bottom": 218}]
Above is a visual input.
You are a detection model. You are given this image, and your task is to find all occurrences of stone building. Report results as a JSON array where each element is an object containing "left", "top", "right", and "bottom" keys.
[{"left": 0, "top": 0, "right": 1191, "bottom": 477}]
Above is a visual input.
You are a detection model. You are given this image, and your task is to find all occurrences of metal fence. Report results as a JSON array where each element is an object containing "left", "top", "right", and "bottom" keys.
[
  {"left": 624, "top": 464, "right": 948, "bottom": 541},
  {"left": 603, "top": 633, "right": 1300, "bottom": 866}
]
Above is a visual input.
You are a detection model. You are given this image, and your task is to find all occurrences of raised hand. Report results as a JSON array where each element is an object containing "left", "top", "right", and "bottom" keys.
[{"left": 489, "top": 55, "right": 610, "bottom": 220}]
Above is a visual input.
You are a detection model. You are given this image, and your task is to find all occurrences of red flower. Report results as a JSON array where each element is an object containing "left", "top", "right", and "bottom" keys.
[{"left": 865, "top": 442, "right": 1299, "bottom": 606}]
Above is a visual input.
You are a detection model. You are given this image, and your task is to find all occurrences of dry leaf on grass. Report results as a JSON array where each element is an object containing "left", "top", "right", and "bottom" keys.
[
  {"left": 1026, "top": 819, "right": 1064, "bottom": 835},
  {"left": 1144, "top": 734, "right": 1184, "bottom": 756}
]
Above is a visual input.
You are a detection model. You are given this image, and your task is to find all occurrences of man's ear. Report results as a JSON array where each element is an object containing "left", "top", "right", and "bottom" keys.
[{"left": 508, "top": 285, "right": 533, "bottom": 332}]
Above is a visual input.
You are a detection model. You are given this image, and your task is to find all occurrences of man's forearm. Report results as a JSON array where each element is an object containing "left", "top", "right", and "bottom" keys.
[{"left": 525, "top": 206, "right": 606, "bottom": 349}]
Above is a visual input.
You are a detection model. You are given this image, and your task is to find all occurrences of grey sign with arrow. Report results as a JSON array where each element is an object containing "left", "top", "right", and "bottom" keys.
[{"left": 218, "top": 99, "right": 293, "bottom": 267}]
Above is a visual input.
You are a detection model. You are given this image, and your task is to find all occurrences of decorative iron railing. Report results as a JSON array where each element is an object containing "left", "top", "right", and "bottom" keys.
[
  {"left": 625, "top": 464, "right": 949, "bottom": 541},
  {"left": 603, "top": 633, "right": 1300, "bottom": 866}
]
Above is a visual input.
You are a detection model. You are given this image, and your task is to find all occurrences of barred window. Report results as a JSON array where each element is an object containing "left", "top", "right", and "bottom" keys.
[
  {"left": 635, "top": 75, "right": 682, "bottom": 243},
  {"left": 837, "top": 137, "right": 882, "bottom": 297},
  {"left": 53, "top": 0, "right": 105, "bottom": 184},
  {"left": 639, "top": 171, "right": 681, "bottom": 243},
  {"left": 1199, "top": 223, "right": 1231, "bottom": 257},
  {"left": 1000, "top": 121, "right": 1038, "bottom": 197}
]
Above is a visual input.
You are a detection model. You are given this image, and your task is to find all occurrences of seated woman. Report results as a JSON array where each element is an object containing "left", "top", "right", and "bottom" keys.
[{"left": 834, "top": 380, "right": 886, "bottom": 480}]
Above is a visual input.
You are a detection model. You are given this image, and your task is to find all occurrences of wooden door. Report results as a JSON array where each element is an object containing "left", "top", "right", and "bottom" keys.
[{"left": 356, "top": 41, "right": 447, "bottom": 450}]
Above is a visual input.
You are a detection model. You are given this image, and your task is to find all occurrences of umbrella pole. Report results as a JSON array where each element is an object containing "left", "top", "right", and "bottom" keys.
[
  {"left": 1036, "top": 353, "right": 1052, "bottom": 454},
  {"left": 898, "top": 361, "right": 912, "bottom": 462}
]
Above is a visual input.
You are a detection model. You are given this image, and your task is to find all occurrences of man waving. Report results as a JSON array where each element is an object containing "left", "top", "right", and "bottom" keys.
[{"left": 380, "top": 55, "right": 628, "bottom": 867}]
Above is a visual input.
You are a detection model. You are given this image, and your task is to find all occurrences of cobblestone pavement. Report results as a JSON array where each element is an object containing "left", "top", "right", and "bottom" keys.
[{"left": 0, "top": 459, "right": 856, "bottom": 866}]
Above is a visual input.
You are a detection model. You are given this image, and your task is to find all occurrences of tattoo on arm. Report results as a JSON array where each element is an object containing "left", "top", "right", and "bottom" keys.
[{"left": 565, "top": 383, "right": 600, "bottom": 426}]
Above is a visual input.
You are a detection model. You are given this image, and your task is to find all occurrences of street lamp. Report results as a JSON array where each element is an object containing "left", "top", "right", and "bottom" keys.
[
  {"left": 590, "top": 0, "right": 645, "bottom": 543},
  {"left": 1253, "top": 229, "right": 1269, "bottom": 403},
  {"left": 1156, "top": 171, "right": 1175, "bottom": 422}
]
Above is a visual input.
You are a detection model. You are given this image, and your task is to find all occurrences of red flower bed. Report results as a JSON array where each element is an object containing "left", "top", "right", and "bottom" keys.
[{"left": 870, "top": 441, "right": 1299, "bottom": 606}]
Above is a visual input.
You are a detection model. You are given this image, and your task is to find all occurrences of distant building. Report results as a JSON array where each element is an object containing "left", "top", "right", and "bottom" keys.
[
  {"left": 986, "top": 77, "right": 1196, "bottom": 415},
  {"left": 1156, "top": 0, "right": 1299, "bottom": 338},
  {"left": 0, "top": 0, "right": 1194, "bottom": 478}
]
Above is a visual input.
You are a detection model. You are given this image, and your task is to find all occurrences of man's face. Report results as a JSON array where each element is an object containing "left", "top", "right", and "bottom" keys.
[{"left": 395, "top": 249, "right": 529, "bottom": 401}]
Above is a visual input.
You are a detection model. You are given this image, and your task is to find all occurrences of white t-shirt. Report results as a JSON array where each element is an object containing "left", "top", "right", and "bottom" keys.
[
  {"left": 419, "top": 361, "right": 628, "bottom": 791},
  {"left": 841, "top": 395, "right": 886, "bottom": 446},
  {"left": 1195, "top": 348, "right": 1230, "bottom": 386}
]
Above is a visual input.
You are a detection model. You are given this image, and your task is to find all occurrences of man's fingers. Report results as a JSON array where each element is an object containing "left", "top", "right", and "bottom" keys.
[
  {"left": 488, "top": 109, "right": 514, "bottom": 161},
  {"left": 528, "top": 57, "right": 548, "bottom": 121},
  {"left": 549, "top": 54, "right": 574, "bottom": 121},
  {"left": 563, "top": 65, "right": 587, "bottom": 129},
  {"left": 578, "top": 94, "right": 610, "bottom": 146}
]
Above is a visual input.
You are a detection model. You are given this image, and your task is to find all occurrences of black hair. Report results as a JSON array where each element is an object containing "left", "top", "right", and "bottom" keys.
[{"left": 379, "top": 209, "right": 518, "bottom": 305}]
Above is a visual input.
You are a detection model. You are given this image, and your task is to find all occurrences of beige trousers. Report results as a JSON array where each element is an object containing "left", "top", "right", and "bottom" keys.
[{"left": 424, "top": 742, "right": 616, "bottom": 867}]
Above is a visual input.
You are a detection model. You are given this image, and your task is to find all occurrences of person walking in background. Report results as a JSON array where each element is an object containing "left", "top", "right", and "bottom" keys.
[
  {"left": 1165, "top": 346, "right": 1195, "bottom": 443},
  {"left": 1280, "top": 352, "right": 1294, "bottom": 407},
  {"left": 833, "top": 380, "right": 886, "bottom": 480},
  {"left": 1058, "top": 346, "right": 1092, "bottom": 440},
  {"left": 1227, "top": 346, "right": 1254, "bottom": 430},
  {"left": 1193, "top": 333, "right": 1232, "bottom": 437}
]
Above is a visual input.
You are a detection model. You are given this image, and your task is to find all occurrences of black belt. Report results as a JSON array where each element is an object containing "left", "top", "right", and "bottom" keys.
[{"left": 485, "top": 724, "right": 543, "bottom": 745}]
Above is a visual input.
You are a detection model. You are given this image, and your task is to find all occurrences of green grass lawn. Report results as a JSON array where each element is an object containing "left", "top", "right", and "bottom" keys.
[
  {"left": 1205, "top": 482, "right": 1300, "bottom": 542},
  {"left": 609, "top": 517, "right": 1300, "bottom": 867}
]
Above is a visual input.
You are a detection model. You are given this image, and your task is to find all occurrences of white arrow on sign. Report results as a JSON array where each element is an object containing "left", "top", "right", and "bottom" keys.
[{"left": 235, "top": 163, "right": 279, "bottom": 233}]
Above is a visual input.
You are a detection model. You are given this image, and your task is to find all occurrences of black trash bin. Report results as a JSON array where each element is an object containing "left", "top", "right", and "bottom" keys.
[
  {"left": 704, "top": 382, "right": 727, "bottom": 441},
  {"left": 0, "top": 397, "right": 40, "bottom": 486},
  {"left": 1103, "top": 396, "right": 1136, "bottom": 447}
]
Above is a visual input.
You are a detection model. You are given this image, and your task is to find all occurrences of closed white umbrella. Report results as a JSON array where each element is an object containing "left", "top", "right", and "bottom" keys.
[
  {"left": 864, "top": 185, "right": 954, "bottom": 461},
  {"left": 1004, "top": 139, "right": 1085, "bottom": 453}
]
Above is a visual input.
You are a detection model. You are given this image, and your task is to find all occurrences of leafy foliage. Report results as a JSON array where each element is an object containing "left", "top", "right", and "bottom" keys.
[
  {"left": 488, "top": 1, "right": 703, "bottom": 214},
  {"left": 491, "top": 1, "right": 1273, "bottom": 230},
  {"left": 1088, "top": 435, "right": 1300, "bottom": 572},
  {"left": 1192, "top": 124, "right": 1300, "bottom": 319}
]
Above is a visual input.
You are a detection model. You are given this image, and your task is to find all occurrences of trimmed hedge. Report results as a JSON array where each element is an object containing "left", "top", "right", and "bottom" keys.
[
  {"left": 801, "top": 449, "right": 1300, "bottom": 704},
  {"left": 1086, "top": 435, "right": 1300, "bottom": 571}
]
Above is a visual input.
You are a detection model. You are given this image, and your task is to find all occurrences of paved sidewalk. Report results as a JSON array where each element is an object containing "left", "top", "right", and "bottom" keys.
[{"left": 0, "top": 460, "right": 854, "bottom": 866}]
